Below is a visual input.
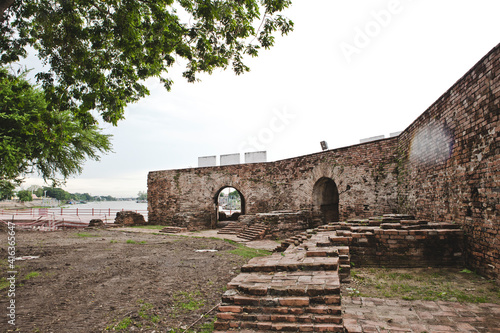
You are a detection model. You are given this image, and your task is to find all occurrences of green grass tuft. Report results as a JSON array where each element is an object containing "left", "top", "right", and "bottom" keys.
[
  {"left": 126, "top": 240, "right": 146, "bottom": 244},
  {"left": 130, "top": 225, "right": 165, "bottom": 230},
  {"left": 173, "top": 291, "right": 205, "bottom": 311},
  {"left": 76, "top": 232, "right": 99, "bottom": 238},
  {"left": 226, "top": 243, "right": 271, "bottom": 259},
  {"left": 115, "top": 317, "right": 132, "bottom": 330},
  {"left": 25, "top": 271, "right": 40, "bottom": 280}
]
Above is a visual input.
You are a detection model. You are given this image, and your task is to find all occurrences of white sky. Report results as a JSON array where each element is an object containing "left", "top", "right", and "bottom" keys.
[{"left": 20, "top": 0, "right": 500, "bottom": 197}]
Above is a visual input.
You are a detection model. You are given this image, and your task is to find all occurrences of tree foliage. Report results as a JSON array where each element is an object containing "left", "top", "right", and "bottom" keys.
[
  {"left": 137, "top": 191, "right": 147, "bottom": 201},
  {"left": 0, "top": 180, "right": 15, "bottom": 200},
  {"left": 0, "top": 67, "right": 112, "bottom": 187},
  {"left": 42, "top": 186, "right": 71, "bottom": 201},
  {"left": 17, "top": 189, "right": 33, "bottom": 202},
  {"left": 0, "top": 0, "right": 293, "bottom": 126}
]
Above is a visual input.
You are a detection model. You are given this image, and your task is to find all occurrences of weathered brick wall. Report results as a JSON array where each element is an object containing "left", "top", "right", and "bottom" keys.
[
  {"left": 349, "top": 227, "right": 464, "bottom": 268},
  {"left": 279, "top": 218, "right": 465, "bottom": 269},
  {"left": 250, "top": 211, "right": 316, "bottom": 240},
  {"left": 148, "top": 44, "right": 499, "bottom": 281},
  {"left": 396, "top": 44, "right": 499, "bottom": 280},
  {"left": 148, "top": 138, "right": 399, "bottom": 230}
]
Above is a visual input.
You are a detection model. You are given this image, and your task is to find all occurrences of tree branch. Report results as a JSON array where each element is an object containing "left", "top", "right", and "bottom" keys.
[{"left": 0, "top": 0, "right": 15, "bottom": 22}]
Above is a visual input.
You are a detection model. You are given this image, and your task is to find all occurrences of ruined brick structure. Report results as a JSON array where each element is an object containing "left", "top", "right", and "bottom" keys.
[{"left": 148, "top": 44, "right": 499, "bottom": 281}]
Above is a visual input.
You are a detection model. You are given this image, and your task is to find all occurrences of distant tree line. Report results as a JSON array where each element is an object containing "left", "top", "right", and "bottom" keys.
[{"left": 5, "top": 186, "right": 118, "bottom": 202}]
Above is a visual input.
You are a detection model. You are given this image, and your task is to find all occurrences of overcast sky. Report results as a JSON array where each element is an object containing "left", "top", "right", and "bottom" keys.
[{"left": 20, "top": 0, "right": 500, "bottom": 197}]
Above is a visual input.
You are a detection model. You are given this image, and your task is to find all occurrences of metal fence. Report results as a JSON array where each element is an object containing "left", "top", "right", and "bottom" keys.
[
  {"left": 1, "top": 208, "right": 147, "bottom": 218},
  {"left": 0, "top": 207, "right": 148, "bottom": 230}
]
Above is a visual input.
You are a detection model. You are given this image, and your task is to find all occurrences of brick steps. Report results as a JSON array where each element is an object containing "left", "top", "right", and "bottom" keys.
[
  {"left": 214, "top": 323, "right": 344, "bottom": 332},
  {"left": 214, "top": 322, "right": 344, "bottom": 332},
  {"left": 218, "top": 222, "right": 246, "bottom": 235},
  {"left": 159, "top": 226, "right": 187, "bottom": 233},
  {"left": 216, "top": 288, "right": 343, "bottom": 332},
  {"left": 215, "top": 230, "right": 346, "bottom": 332},
  {"left": 218, "top": 304, "right": 342, "bottom": 315},
  {"left": 222, "top": 292, "right": 342, "bottom": 307},
  {"left": 217, "top": 312, "right": 343, "bottom": 323},
  {"left": 242, "top": 255, "right": 339, "bottom": 273},
  {"left": 227, "top": 272, "right": 340, "bottom": 297},
  {"left": 238, "top": 223, "right": 268, "bottom": 240}
]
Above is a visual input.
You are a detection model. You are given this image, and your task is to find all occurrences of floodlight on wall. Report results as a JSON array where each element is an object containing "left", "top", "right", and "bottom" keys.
[{"left": 320, "top": 141, "right": 328, "bottom": 151}]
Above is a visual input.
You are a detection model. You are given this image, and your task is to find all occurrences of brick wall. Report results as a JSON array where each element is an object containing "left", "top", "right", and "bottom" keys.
[
  {"left": 396, "top": 44, "right": 499, "bottom": 280},
  {"left": 148, "top": 44, "right": 499, "bottom": 281},
  {"left": 148, "top": 137, "right": 399, "bottom": 229}
]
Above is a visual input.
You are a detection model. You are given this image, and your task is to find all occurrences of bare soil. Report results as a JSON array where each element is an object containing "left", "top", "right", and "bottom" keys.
[{"left": 0, "top": 228, "right": 254, "bottom": 332}]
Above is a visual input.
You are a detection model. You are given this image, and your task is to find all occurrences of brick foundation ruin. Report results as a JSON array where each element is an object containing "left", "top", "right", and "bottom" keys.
[{"left": 214, "top": 214, "right": 465, "bottom": 332}]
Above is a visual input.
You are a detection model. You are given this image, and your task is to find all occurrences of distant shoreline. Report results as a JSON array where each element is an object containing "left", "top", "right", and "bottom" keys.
[{"left": 0, "top": 199, "right": 50, "bottom": 210}]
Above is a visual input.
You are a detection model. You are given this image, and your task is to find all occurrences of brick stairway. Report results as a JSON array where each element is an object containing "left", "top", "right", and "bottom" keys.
[
  {"left": 218, "top": 222, "right": 246, "bottom": 235},
  {"left": 214, "top": 231, "right": 347, "bottom": 332},
  {"left": 159, "top": 226, "right": 188, "bottom": 233},
  {"left": 237, "top": 223, "right": 268, "bottom": 241}
]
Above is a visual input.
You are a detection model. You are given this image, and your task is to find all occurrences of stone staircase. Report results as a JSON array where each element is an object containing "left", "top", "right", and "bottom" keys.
[
  {"left": 237, "top": 223, "right": 268, "bottom": 241},
  {"left": 214, "top": 231, "right": 347, "bottom": 332}
]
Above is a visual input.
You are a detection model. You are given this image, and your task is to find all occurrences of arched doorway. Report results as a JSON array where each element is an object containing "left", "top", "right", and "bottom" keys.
[
  {"left": 214, "top": 186, "right": 245, "bottom": 224},
  {"left": 312, "top": 177, "right": 339, "bottom": 223}
]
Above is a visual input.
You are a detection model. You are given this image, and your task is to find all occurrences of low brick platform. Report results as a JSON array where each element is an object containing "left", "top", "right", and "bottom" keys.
[
  {"left": 215, "top": 231, "right": 347, "bottom": 332},
  {"left": 159, "top": 226, "right": 188, "bottom": 233},
  {"left": 278, "top": 216, "right": 464, "bottom": 269}
]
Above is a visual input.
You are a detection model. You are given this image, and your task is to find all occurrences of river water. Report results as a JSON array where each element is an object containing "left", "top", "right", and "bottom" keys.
[
  {"left": 53, "top": 200, "right": 149, "bottom": 222},
  {"left": 62, "top": 200, "right": 148, "bottom": 211}
]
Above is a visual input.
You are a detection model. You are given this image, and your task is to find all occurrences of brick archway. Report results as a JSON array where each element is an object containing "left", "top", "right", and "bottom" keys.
[
  {"left": 312, "top": 177, "right": 339, "bottom": 223},
  {"left": 213, "top": 186, "right": 246, "bottom": 222}
]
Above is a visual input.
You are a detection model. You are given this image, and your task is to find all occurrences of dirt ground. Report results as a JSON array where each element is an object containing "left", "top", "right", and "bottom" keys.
[{"left": 0, "top": 228, "right": 257, "bottom": 332}]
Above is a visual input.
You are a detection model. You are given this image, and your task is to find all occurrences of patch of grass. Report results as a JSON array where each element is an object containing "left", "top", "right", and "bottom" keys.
[
  {"left": 115, "top": 317, "right": 132, "bottom": 330},
  {"left": 198, "top": 317, "right": 216, "bottom": 333},
  {"left": 225, "top": 242, "right": 271, "bottom": 259},
  {"left": 351, "top": 270, "right": 364, "bottom": 280},
  {"left": 0, "top": 277, "right": 9, "bottom": 290},
  {"left": 76, "top": 232, "right": 99, "bottom": 238},
  {"left": 126, "top": 240, "right": 147, "bottom": 244},
  {"left": 173, "top": 291, "right": 205, "bottom": 311},
  {"left": 131, "top": 225, "right": 165, "bottom": 230},
  {"left": 25, "top": 271, "right": 40, "bottom": 280},
  {"left": 110, "top": 240, "right": 118, "bottom": 243},
  {"left": 348, "top": 267, "right": 500, "bottom": 304},
  {"left": 137, "top": 300, "right": 160, "bottom": 323}
]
